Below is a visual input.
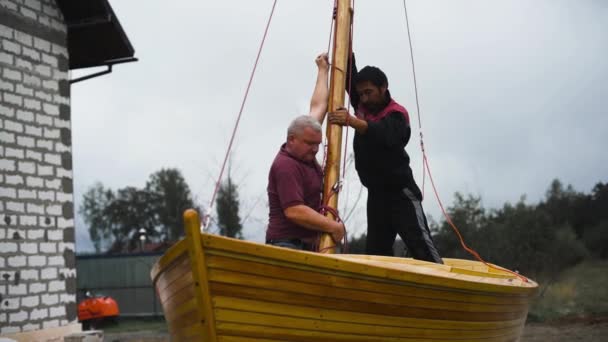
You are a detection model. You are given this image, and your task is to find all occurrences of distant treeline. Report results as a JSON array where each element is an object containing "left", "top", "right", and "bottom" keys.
[{"left": 349, "top": 179, "right": 608, "bottom": 279}]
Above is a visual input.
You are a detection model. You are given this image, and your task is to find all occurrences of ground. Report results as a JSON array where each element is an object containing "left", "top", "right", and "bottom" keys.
[
  {"left": 100, "top": 319, "right": 608, "bottom": 342},
  {"left": 522, "top": 319, "right": 608, "bottom": 342}
]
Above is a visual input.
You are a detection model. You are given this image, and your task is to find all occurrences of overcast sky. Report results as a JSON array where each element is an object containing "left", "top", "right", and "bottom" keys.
[{"left": 71, "top": 0, "right": 608, "bottom": 252}]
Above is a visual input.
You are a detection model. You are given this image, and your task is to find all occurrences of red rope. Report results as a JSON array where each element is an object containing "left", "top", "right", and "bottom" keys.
[
  {"left": 207, "top": 0, "right": 279, "bottom": 218},
  {"left": 401, "top": 0, "right": 528, "bottom": 283},
  {"left": 318, "top": 203, "right": 349, "bottom": 253}
]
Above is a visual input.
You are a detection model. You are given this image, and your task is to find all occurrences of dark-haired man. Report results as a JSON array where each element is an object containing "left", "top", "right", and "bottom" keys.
[{"left": 328, "top": 56, "right": 443, "bottom": 263}]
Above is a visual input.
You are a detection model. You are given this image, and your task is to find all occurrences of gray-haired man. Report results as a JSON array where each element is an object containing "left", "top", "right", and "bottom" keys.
[{"left": 265, "top": 53, "right": 345, "bottom": 251}]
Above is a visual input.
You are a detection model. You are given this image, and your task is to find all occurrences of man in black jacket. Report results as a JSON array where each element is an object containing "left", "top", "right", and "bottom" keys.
[{"left": 328, "top": 56, "right": 443, "bottom": 263}]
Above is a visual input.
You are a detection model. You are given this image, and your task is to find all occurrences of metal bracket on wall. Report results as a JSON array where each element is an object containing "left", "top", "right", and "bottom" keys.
[{"left": 70, "top": 57, "right": 138, "bottom": 84}]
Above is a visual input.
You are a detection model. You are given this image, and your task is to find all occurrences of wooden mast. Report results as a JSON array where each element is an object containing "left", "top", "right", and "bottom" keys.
[{"left": 318, "top": 0, "right": 351, "bottom": 254}]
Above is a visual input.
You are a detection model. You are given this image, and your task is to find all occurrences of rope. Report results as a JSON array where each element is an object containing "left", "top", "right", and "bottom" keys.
[
  {"left": 204, "top": 0, "right": 278, "bottom": 228},
  {"left": 401, "top": 0, "right": 426, "bottom": 200},
  {"left": 342, "top": 0, "right": 355, "bottom": 179},
  {"left": 423, "top": 154, "right": 529, "bottom": 282},
  {"left": 321, "top": 0, "right": 337, "bottom": 173},
  {"left": 401, "top": 0, "right": 528, "bottom": 283},
  {"left": 327, "top": 0, "right": 337, "bottom": 54},
  {"left": 318, "top": 203, "right": 349, "bottom": 253}
]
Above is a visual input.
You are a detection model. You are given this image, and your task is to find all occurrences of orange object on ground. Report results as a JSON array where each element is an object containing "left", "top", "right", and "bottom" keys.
[{"left": 78, "top": 295, "right": 119, "bottom": 322}]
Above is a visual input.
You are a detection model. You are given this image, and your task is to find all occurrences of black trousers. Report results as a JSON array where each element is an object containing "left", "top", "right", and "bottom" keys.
[{"left": 366, "top": 185, "right": 443, "bottom": 264}]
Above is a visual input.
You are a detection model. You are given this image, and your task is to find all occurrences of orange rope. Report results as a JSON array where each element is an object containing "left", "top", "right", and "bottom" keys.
[{"left": 402, "top": 0, "right": 528, "bottom": 282}]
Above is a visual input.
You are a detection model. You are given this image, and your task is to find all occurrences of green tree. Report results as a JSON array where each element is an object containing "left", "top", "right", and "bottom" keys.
[
  {"left": 80, "top": 168, "right": 200, "bottom": 253},
  {"left": 432, "top": 183, "right": 589, "bottom": 278},
  {"left": 80, "top": 182, "right": 115, "bottom": 253},
  {"left": 146, "top": 168, "right": 198, "bottom": 241},
  {"left": 216, "top": 175, "right": 243, "bottom": 239},
  {"left": 538, "top": 179, "right": 588, "bottom": 237},
  {"left": 103, "top": 186, "right": 161, "bottom": 253}
]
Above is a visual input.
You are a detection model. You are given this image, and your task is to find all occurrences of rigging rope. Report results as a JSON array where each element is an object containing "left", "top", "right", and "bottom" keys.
[
  {"left": 342, "top": 0, "right": 355, "bottom": 184},
  {"left": 204, "top": 0, "right": 278, "bottom": 229},
  {"left": 401, "top": 0, "right": 426, "bottom": 200},
  {"left": 321, "top": 0, "right": 337, "bottom": 173},
  {"left": 401, "top": 0, "right": 528, "bottom": 282}
]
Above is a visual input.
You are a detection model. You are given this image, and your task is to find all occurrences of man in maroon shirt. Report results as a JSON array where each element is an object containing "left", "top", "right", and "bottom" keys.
[{"left": 266, "top": 53, "right": 345, "bottom": 251}]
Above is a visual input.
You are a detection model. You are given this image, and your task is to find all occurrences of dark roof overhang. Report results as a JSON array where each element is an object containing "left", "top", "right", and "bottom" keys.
[{"left": 56, "top": 0, "right": 137, "bottom": 70}]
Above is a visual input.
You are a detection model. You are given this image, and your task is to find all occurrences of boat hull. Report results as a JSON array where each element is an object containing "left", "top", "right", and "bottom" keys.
[{"left": 151, "top": 212, "right": 537, "bottom": 342}]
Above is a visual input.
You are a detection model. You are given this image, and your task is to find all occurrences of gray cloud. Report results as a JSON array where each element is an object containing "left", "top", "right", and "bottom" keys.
[{"left": 72, "top": 0, "right": 608, "bottom": 251}]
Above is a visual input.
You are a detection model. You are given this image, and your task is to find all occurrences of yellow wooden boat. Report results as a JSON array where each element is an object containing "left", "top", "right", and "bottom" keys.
[
  {"left": 152, "top": 2, "right": 537, "bottom": 340},
  {"left": 151, "top": 209, "right": 538, "bottom": 342}
]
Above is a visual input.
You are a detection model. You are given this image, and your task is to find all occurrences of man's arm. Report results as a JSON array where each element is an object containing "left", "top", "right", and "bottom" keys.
[
  {"left": 284, "top": 205, "right": 345, "bottom": 243},
  {"left": 273, "top": 162, "right": 345, "bottom": 243},
  {"left": 309, "top": 53, "right": 330, "bottom": 124},
  {"left": 329, "top": 111, "right": 410, "bottom": 148}
]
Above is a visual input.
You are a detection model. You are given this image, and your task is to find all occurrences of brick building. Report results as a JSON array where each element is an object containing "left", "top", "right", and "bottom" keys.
[{"left": 1, "top": 0, "right": 135, "bottom": 340}]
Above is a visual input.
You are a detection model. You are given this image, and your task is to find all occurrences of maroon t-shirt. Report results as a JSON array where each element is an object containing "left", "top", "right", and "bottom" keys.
[{"left": 266, "top": 144, "right": 323, "bottom": 241}]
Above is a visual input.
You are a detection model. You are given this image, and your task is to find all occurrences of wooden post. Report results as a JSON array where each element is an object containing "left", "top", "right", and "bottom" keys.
[
  {"left": 184, "top": 209, "right": 217, "bottom": 341},
  {"left": 319, "top": 0, "right": 351, "bottom": 254}
]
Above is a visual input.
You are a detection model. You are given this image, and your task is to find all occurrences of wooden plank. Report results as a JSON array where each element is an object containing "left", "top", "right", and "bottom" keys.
[
  {"left": 156, "top": 272, "right": 194, "bottom": 304},
  {"left": 213, "top": 296, "right": 525, "bottom": 331},
  {"left": 164, "top": 297, "right": 198, "bottom": 326},
  {"left": 206, "top": 254, "right": 529, "bottom": 305},
  {"left": 168, "top": 304, "right": 200, "bottom": 331},
  {"left": 211, "top": 282, "right": 526, "bottom": 322},
  {"left": 150, "top": 239, "right": 187, "bottom": 281},
  {"left": 216, "top": 322, "right": 522, "bottom": 342},
  {"left": 339, "top": 256, "right": 515, "bottom": 279},
  {"left": 210, "top": 282, "right": 527, "bottom": 322},
  {"left": 171, "top": 322, "right": 205, "bottom": 342},
  {"left": 207, "top": 268, "right": 528, "bottom": 314},
  {"left": 154, "top": 254, "right": 191, "bottom": 293},
  {"left": 215, "top": 308, "right": 521, "bottom": 339},
  {"left": 219, "top": 337, "right": 288, "bottom": 342},
  {"left": 184, "top": 209, "right": 217, "bottom": 341}
]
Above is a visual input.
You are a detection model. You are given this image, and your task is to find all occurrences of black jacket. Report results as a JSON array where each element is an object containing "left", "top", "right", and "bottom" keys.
[{"left": 347, "top": 61, "right": 417, "bottom": 190}]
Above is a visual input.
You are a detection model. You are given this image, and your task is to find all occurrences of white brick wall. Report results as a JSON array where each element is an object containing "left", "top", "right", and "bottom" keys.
[
  {"left": 41, "top": 267, "right": 56, "bottom": 279},
  {"left": 0, "top": 242, "right": 19, "bottom": 252},
  {"left": 1, "top": 0, "right": 75, "bottom": 333},
  {"left": 20, "top": 269, "right": 38, "bottom": 280},
  {"left": 29, "top": 308, "right": 48, "bottom": 320},
  {"left": 41, "top": 294, "right": 58, "bottom": 306},
  {"left": 29, "top": 282, "right": 46, "bottom": 293},
  {"left": 9, "top": 284, "right": 27, "bottom": 295},
  {"left": 10, "top": 310, "right": 29, "bottom": 323},
  {"left": 21, "top": 295, "right": 40, "bottom": 308},
  {"left": 49, "top": 305, "right": 65, "bottom": 317}
]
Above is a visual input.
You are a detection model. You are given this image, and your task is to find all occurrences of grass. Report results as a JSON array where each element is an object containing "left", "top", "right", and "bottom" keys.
[{"left": 528, "top": 259, "right": 608, "bottom": 322}]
